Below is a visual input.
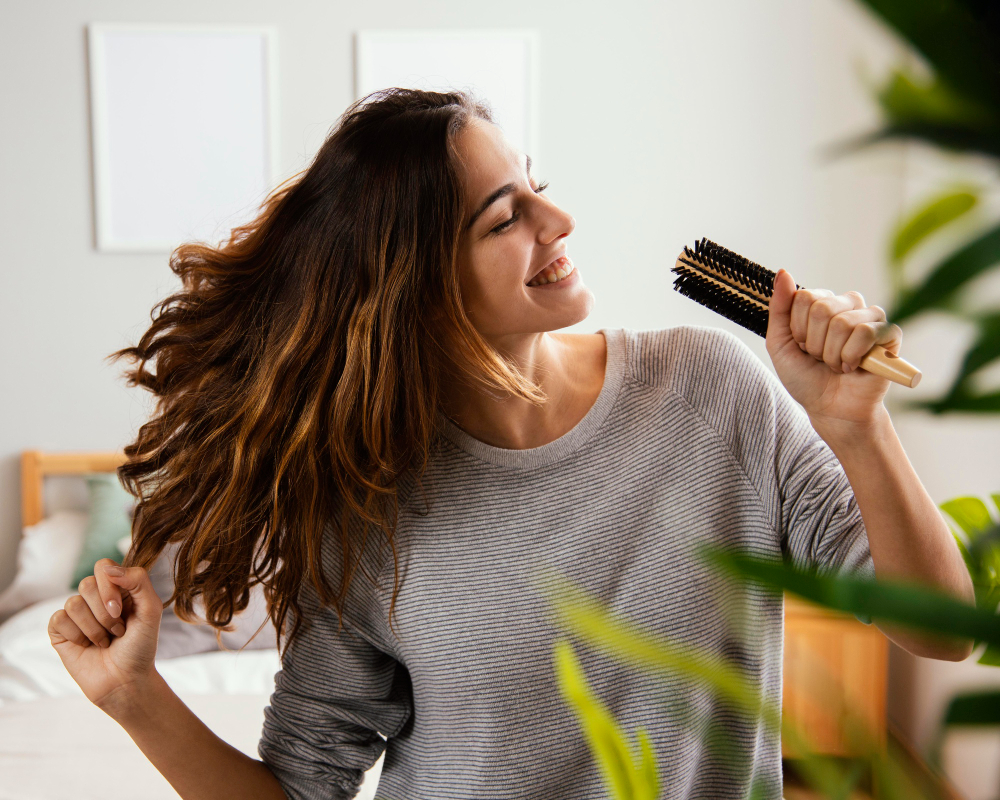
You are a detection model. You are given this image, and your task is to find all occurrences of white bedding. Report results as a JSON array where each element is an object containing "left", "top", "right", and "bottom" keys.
[
  {"left": 0, "top": 593, "right": 282, "bottom": 703},
  {"left": 0, "top": 594, "right": 384, "bottom": 799}
]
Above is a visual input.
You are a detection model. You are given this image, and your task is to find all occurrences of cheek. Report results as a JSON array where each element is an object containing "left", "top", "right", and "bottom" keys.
[{"left": 463, "top": 253, "right": 526, "bottom": 300}]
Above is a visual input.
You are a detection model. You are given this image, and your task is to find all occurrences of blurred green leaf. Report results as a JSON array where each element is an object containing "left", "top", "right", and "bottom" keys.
[
  {"left": 941, "top": 496, "right": 997, "bottom": 538},
  {"left": 978, "top": 642, "right": 1000, "bottom": 667},
  {"left": 937, "top": 311, "right": 1000, "bottom": 399},
  {"left": 942, "top": 689, "right": 1000, "bottom": 726},
  {"left": 939, "top": 498, "right": 1000, "bottom": 616},
  {"left": 890, "top": 187, "right": 979, "bottom": 267},
  {"left": 534, "top": 566, "right": 773, "bottom": 725},
  {"left": 553, "top": 638, "right": 660, "bottom": 800},
  {"left": 888, "top": 221, "right": 1000, "bottom": 323},
  {"left": 819, "top": 122, "right": 1000, "bottom": 163},
  {"left": 535, "top": 567, "right": 865, "bottom": 800},
  {"left": 876, "top": 67, "right": 1000, "bottom": 130},
  {"left": 634, "top": 728, "right": 658, "bottom": 798},
  {"left": 700, "top": 548, "right": 999, "bottom": 648},
  {"left": 850, "top": 0, "right": 1000, "bottom": 109},
  {"left": 905, "top": 389, "right": 1000, "bottom": 414},
  {"left": 928, "top": 687, "right": 997, "bottom": 789}
]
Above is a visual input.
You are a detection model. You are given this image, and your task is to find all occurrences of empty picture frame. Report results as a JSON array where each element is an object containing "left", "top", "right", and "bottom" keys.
[
  {"left": 87, "top": 23, "right": 280, "bottom": 253},
  {"left": 355, "top": 29, "right": 540, "bottom": 173}
]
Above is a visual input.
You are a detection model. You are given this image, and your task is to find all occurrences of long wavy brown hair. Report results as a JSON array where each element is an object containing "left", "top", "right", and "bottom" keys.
[{"left": 110, "top": 88, "right": 546, "bottom": 659}]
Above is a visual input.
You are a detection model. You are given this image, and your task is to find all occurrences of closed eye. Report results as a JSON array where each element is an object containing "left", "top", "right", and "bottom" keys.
[{"left": 490, "top": 181, "right": 550, "bottom": 235}]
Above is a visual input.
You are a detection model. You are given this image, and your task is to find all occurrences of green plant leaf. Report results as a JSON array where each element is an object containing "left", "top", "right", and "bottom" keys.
[
  {"left": 930, "top": 683, "right": 994, "bottom": 784},
  {"left": 535, "top": 568, "right": 857, "bottom": 800},
  {"left": 553, "top": 639, "right": 655, "bottom": 800},
  {"left": 890, "top": 187, "right": 979, "bottom": 267},
  {"left": 876, "top": 67, "right": 1000, "bottom": 131},
  {"left": 941, "top": 689, "right": 1000, "bottom": 726},
  {"left": 888, "top": 221, "right": 1000, "bottom": 323},
  {"left": 937, "top": 310, "right": 1000, "bottom": 399},
  {"left": 819, "top": 120, "right": 1000, "bottom": 162},
  {"left": 700, "top": 548, "right": 1000, "bottom": 648},
  {"left": 534, "top": 568, "right": 775, "bottom": 727},
  {"left": 978, "top": 642, "right": 1000, "bottom": 667},
  {"left": 540, "top": 564, "right": 947, "bottom": 800},
  {"left": 850, "top": 0, "right": 1000, "bottom": 109},
  {"left": 747, "top": 776, "right": 769, "bottom": 800},
  {"left": 904, "top": 389, "right": 1000, "bottom": 415},
  {"left": 940, "top": 496, "right": 996, "bottom": 537},
  {"left": 938, "top": 499, "right": 1000, "bottom": 611},
  {"left": 634, "top": 728, "right": 660, "bottom": 800}
]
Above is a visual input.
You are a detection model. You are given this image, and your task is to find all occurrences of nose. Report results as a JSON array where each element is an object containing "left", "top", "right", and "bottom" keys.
[{"left": 541, "top": 204, "right": 575, "bottom": 245}]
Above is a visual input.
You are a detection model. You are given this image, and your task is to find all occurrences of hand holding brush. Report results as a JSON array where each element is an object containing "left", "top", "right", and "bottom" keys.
[{"left": 672, "top": 238, "right": 921, "bottom": 429}]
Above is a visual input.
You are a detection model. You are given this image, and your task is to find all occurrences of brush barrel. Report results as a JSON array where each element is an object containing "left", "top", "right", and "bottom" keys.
[{"left": 859, "top": 344, "right": 921, "bottom": 388}]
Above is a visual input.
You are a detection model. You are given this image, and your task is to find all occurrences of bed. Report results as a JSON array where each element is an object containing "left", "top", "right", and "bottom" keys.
[{"left": 0, "top": 450, "right": 385, "bottom": 800}]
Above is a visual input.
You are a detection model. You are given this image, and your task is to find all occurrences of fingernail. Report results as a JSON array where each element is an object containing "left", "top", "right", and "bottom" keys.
[
  {"left": 107, "top": 599, "right": 121, "bottom": 618},
  {"left": 100, "top": 639, "right": 110, "bottom": 649},
  {"left": 103, "top": 565, "right": 124, "bottom": 577},
  {"left": 112, "top": 623, "right": 126, "bottom": 637}
]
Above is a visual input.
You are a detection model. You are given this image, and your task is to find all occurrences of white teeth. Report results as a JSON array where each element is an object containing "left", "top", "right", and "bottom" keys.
[{"left": 528, "top": 260, "right": 574, "bottom": 286}]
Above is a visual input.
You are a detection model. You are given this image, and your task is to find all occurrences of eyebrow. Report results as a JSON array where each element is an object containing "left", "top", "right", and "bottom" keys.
[{"left": 465, "top": 154, "right": 532, "bottom": 233}]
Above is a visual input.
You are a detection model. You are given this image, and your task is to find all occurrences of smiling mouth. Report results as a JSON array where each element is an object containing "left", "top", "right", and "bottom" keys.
[{"left": 526, "top": 256, "right": 574, "bottom": 286}]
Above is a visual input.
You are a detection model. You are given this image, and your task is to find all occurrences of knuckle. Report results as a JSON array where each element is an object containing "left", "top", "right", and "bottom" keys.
[
  {"left": 870, "top": 305, "right": 886, "bottom": 318},
  {"left": 846, "top": 290, "right": 865, "bottom": 305},
  {"left": 79, "top": 575, "right": 96, "bottom": 591},
  {"left": 64, "top": 594, "right": 85, "bottom": 613},
  {"left": 830, "top": 315, "right": 853, "bottom": 334}
]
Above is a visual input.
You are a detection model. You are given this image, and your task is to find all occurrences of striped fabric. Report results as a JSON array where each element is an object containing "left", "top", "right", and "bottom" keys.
[{"left": 257, "top": 325, "right": 874, "bottom": 800}]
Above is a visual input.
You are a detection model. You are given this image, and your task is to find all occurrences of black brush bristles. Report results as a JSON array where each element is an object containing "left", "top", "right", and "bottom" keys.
[{"left": 671, "top": 237, "right": 803, "bottom": 338}]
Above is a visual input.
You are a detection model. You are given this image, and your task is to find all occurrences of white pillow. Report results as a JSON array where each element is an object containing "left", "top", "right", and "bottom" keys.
[
  {"left": 0, "top": 592, "right": 280, "bottom": 705},
  {"left": 0, "top": 512, "right": 88, "bottom": 625}
]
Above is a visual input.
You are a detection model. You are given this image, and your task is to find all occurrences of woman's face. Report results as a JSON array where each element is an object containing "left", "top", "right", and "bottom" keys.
[{"left": 453, "top": 117, "right": 594, "bottom": 341}]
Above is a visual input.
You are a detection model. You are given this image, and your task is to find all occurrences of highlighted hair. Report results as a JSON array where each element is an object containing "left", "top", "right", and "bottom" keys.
[{"left": 109, "top": 88, "right": 545, "bottom": 658}]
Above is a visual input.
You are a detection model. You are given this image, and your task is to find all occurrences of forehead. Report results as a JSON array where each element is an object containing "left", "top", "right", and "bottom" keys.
[{"left": 456, "top": 118, "right": 523, "bottom": 194}]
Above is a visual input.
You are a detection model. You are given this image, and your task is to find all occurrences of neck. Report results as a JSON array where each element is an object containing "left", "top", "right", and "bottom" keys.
[{"left": 439, "top": 332, "right": 606, "bottom": 450}]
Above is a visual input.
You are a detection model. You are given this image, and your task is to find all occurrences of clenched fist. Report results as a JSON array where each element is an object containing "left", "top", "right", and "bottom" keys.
[{"left": 47, "top": 557, "right": 163, "bottom": 717}]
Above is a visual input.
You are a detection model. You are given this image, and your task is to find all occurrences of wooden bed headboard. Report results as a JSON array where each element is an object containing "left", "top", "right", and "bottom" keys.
[{"left": 20, "top": 450, "right": 128, "bottom": 529}]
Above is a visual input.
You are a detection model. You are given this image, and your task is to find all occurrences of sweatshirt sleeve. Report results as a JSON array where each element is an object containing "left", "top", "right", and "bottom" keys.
[
  {"left": 668, "top": 326, "right": 876, "bottom": 617},
  {"left": 257, "top": 526, "right": 412, "bottom": 799}
]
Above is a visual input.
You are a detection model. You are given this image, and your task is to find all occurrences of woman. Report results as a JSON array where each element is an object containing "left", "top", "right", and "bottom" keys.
[{"left": 48, "top": 88, "right": 973, "bottom": 799}]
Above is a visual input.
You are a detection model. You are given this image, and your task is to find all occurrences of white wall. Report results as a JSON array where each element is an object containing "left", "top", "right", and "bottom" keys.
[{"left": 3, "top": 0, "right": 999, "bottom": 788}]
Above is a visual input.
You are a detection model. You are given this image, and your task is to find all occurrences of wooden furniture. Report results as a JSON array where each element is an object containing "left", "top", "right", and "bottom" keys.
[
  {"left": 20, "top": 450, "right": 128, "bottom": 528},
  {"left": 782, "top": 593, "right": 889, "bottom": 758}
]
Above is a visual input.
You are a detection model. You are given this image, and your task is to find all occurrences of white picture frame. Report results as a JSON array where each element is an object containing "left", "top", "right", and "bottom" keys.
[
  {"left": 87, "top": 23, "right": 280, "bottom": 253},
  {"left": 354, "top": 29, "right": 540, "bottom": 174}
]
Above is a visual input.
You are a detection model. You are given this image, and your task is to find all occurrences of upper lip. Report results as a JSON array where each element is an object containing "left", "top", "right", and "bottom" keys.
[{"left": 526, "top": 252, "right": 568, "bottom": 284}]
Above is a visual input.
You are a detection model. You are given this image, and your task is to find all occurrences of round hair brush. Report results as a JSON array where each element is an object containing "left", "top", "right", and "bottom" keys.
[{"left": 672, "top": 237, "right": 922, "bottom": 388}]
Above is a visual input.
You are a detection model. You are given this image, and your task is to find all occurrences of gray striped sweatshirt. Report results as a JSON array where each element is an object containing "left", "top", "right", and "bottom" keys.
[{"left": 257, "top": 325, "right": 874, "bottom": 800}]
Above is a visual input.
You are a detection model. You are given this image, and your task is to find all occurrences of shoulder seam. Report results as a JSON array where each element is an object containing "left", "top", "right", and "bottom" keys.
[{"left": 664, "top": 384, "right": 781, "bottom": 542}]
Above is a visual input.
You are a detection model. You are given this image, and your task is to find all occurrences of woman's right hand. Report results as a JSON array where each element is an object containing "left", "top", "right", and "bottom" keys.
[{"left": 47, "top": 557, "right": 163, "bottom": 716}]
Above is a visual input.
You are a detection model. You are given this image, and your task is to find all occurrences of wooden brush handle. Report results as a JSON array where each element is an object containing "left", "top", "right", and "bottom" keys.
[{"left": 859, "top": 344, "right": 921, "bottom": 388}]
